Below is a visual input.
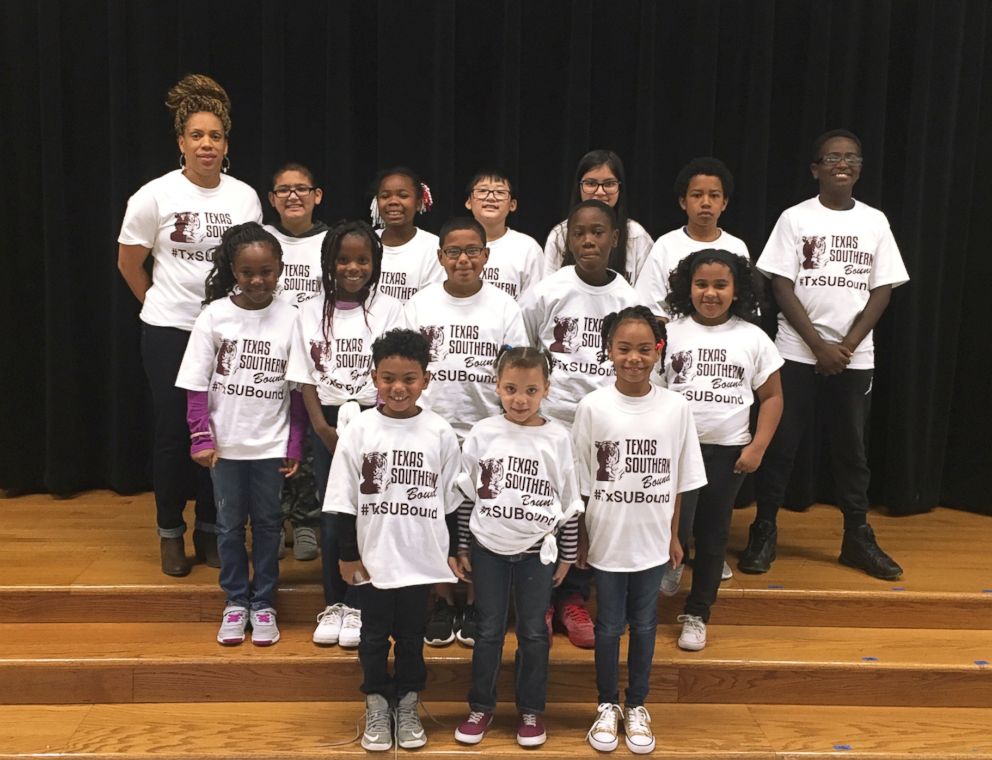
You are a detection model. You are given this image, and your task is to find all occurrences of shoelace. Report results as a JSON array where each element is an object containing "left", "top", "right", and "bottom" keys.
[
  {"left": 521, "top": 713, "right": 538, "bottom": 727},
  {"left": 254, "top": 612, "right": 273, "bottom": 624},
  {"left": 317, "top": 604, "right": 344, "bottom": 624},
  {"left": 342, "top": 609, "right": 361, "bottom": 628},
  {"left": 224, "top": 610, "right": 245, "bottom": 624},
  {"left": 562, "top": 603, "right": 592, "bottom": 626},
  {"left": 677, "top": 614, "right": 705, "bottom": 636},
  {"left": 396, "top": 700, "right": 424, "bottom": 735},
  {"left": 590, "top": 703, "right": 620, "bottom": 736},
  {"left": 465, "top": 710, "right": 488, "bottom": 725},
  {"left": 365, "top": 704, "right": 391, "bottom": 737},
  {"left": 625, "top": 705, "right": 651, "bottom": 735}
]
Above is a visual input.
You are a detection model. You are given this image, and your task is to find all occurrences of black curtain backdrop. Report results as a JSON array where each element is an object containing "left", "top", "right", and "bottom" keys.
[{"left": 1, "top": 1, "right": 990, "bottom": 515}]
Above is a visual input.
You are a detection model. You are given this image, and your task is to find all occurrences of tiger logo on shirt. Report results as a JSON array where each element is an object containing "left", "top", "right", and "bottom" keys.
[
  {"left": 360, "top": 452, "right": 390, "bottom": 495},
  {"left": 595, "top": 440, "right": 624, "bottom": 482},
  {"left": 478, "top": 457, "right": 505, "bottom": 499},
  {"left": 669, "top": 350, "right": 696, "bottom": 384},
  {"left": 801, "top": 236, "right": 827, "bottom": 269},
  {"left": 215, "top": 339, "right": 238, "bottom": 376},
  {"left": 170, "top": 211, "right": 206, "bottom": 244},
  {"left": 550, "top": 316, "right": 579, "bottom": 353},
  {"left": 309, "top": 340, "right": 333, "bottom": 374},
  {"left": 420, "top": 326, "right": 449, "bottom": 362}
]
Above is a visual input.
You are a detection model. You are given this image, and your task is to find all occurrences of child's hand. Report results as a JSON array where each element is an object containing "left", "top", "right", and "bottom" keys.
[
  {"left": 449, "top": 553, "right": 472, "bottom": 583},
  {"left": 552, "top": 560, "right": 573, "bottom": 587},
  {"left": 669, "top": 536, "right": 684, "bottom": 569},
  {"left": 339, "top": 559, "right": 370, "bottom": 585},
  {"left": 314, "top": 423, "right": 339, "bottom": 455},
  {"left": 192, "top": 449, "right": 218, "bottom": 469},
  {"left": 734, "top": 445, "right": 764, "bottom": 474},
  {"left": 280, "top": 458, "right": 300, "bottom": 478},
  {"left": 813, "top": 342, "right": 852, "bottom": 375}
]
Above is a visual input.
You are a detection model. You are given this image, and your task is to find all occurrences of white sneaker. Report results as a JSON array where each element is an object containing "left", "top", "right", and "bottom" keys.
[
  {"left": 312, "top": 604, "right": 345, "bottom": 645},
  {"left": 216, "top": 605, "right": 249, "bottom": 645},
  {"left": 677, "top": 613, "right": 706, "bottom": 651},
  {"left": 623, "top": 705, "right": 656, "bottom": 754},
  {"left": 338, "top": 606, "right": 362, "bottom": 648},
  {"left": 250, "top": 607, "right": 280, "bottom": 646},
  {"left": 587, "top": 702, "right": 622, "bottom": 752},
  {"left": 721, "top": 560, "right": 733, "bottom": 581},
  {"left": 659, "top": 562, "right": 684, "bottom": 597},
  {"left": 362, "top": 693, "right": 393, "bottom": 751}
]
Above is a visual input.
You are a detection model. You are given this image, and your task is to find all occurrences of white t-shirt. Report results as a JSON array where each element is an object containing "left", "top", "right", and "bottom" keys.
[
  {"left": 756, "top": 197, "right": 909, "bottom": 369},
  {"left": 482, "top": 228, "right": 545, "bottom": 300},
  {"left": 572, "top": 385, "right": 707, "bottom": 572},
  {"left": 175, "top": 297, "right": 299, "bottom": 460},
  {"left": 377, "top": 227, "right": 444, "bottom": 303},
  {"left": 635, "top": 227, "right": 750, "bottom": 315},
  {"left": 118, "top": 170, "right": 263, "bottom": 330},
  {"left": 660, "top": 316, "right": 783, "bottom": 446},
  {"left": 285, "top": 291, "right": 405, "bottom": 407},
  {"left": 543, "top": 218, "right": 653, "bottom": 284},
  {"left": 404, "top": 282, "right": 528, "bottom": 440},
  {"left": 323, "top": 407, "right": 461, "bottom": 589},
  {"left": 461, "top": 414, "right": 584, "bottom": 556},
  {"left": 519, "top": 266, "right": 640, "bottom": 427},
  {"left": 263, "top": 224, "right": 327, "bottom": 306}
]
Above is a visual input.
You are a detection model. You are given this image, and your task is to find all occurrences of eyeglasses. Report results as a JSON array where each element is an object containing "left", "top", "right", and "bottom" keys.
[
  {"left": 817, "top": 153, "right": 863, "bottom": 166},
  {"left": 579, "top": 178, "right": 621, "bottom": 194},
  {"left": 471, "top": 187, "right": 511, "bottom": 201},
  {"left": 441, "top": 246, "right": 486, "bottom": 260},
  {"left": 272, "top": 185, "right": 317, "bottom": 198}
]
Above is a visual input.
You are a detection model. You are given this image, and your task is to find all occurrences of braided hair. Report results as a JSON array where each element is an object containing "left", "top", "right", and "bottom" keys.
[
  {"left": 319, "top": 220, "right": 383, "bottom": 342},
  {"left": 203, "top": 223, "right": 282, "bottom": 304},
  {"left": 598, "top": 305, "right": 667, "bottom": 364},
  {"left": 165, "top": 74, "right": 231, "bottom": 137}
]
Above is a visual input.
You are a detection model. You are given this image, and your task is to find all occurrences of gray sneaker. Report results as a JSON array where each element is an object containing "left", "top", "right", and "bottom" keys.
[
  {"left": 396, "top": 691, "right": 427, "bottom": 748},
  {"left": 659, "top": 561, "right": 684, "bottom": 597},
  {"left": 362, "top": 694, "right": 392, "bottom": 751},
  {"left": 293, "top": 526, "right": 319, "bottom": 561}
]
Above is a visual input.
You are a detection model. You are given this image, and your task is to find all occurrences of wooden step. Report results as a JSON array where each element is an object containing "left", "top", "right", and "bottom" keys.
[
  {"left": 3, "top": 622, "right": 990, "bottom": 706},
  {"left": 1, "top": 701, "right": 991, "bottom": 759}
]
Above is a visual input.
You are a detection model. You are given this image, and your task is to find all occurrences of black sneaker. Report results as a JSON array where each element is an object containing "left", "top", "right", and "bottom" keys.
[
  {"left": 839, "top": 524, "right": 903, "bottom": 580},
  {"left": 424, "top": 598, "right": 456, "bottom": 646},
  {"left": 456, "top": 603, "right": 478, "bottom": 647},
  {"left": 738, "top": 519, "right": 777, "bottom": 574}
]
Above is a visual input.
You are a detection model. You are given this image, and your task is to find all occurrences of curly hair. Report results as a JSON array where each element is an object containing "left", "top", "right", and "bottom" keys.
[
  {"left": 372, "top": 329, "right": 431, "bottom": 371},
  {"left": 598, "top": 305, "right": 667, "bottom": 365},
  {"left": 203, "top": 222, "right": 282, "bottom": 304},
  {"left": 165, "top": 74, "right": 232, "bottom": 137},
  {"left": 665, "top": 249, "right": 762, "bottom": 324}
]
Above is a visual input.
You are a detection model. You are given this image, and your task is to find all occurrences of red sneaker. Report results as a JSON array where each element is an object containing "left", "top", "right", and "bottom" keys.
[
  {"left": 517, "top": 712, "right": 547, "bottom": 747},
  {"left": 556, "top": 595, "right": 595, "bottom": 648},
  {"left": 454, "top": 710, "right": 494, "bottom": 745}
]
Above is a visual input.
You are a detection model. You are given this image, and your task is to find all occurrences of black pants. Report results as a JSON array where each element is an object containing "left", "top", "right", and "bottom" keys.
[
  {"left": 754, "top": 360, "right": 872, "bottom": 530},
  {"left": 357, "top": 583, "right": 431, "bottom": 701},
  {"left": 683, "top": 444, "right": 745, "bottom": 622},
  {"left": 554, "top": 565, "right": 593, "bottom": 603},
  {"left": 140, "top": 324, "right": 216, "bottom": 535}
]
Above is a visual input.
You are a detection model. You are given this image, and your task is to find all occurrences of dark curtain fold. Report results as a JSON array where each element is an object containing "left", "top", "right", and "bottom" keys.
[{"left": 1, "top": 0, "right": 989, "bottom": 514}]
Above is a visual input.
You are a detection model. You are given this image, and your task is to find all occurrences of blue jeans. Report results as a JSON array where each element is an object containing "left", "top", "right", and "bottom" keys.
[
  {"left": 469, "top": 543, "right": 555, "bottom": 713},
  {"left": 593, "top": 564, "right": 665, "bottom": 707},
  {"left": 212, "top": 458, "right": 285, "bottom": 610}
]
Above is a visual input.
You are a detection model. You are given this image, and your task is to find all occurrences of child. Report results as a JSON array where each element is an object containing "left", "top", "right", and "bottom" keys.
[
  {"left": 452, "top": 347, "right": 583, "bottom": 749},
  {"left": 573, "top": 307, "right": 706, "bottom": 754},
  {"left": 324, "top": 329, "right": 462, "bottom": 752},
  {"left": 371, "top": 166, "right": 444, "bottom": 303},
  {"left": 403, "top": 216, "right": 528, "bottom": 647},
  {"left": 543, "top": 149, "right": 652, "bottom": 284},
  {"left": 285, "top": 220, "right": 404, "bottom": 648},
  {"left": 175, "top": 222, "right": 306, "bottom": 646},
  {"left": 265, "top": 161, "right": 329, "bottom": 562},
  {"left": 660, "top": 250, "right": 783, "bottom": 651},
  {"left": 520, "top": 200, "right": 640, "bottom": 648},
  {"left": 463, "top": 169, "right": 544, "bottom": 300},
  {"left": 745, "top": 129, "right": 910, "bottom": 580},
  {"left": 635, "top": 157, "right": 750, "bottom": 319}
]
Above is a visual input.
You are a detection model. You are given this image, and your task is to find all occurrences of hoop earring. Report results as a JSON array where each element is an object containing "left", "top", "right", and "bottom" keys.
[
  {"left": 179, "top": 154, "right": 186, "bottom": 170},
  {"left": 222, "top": 156, "right": 230, "bottom": 174}
]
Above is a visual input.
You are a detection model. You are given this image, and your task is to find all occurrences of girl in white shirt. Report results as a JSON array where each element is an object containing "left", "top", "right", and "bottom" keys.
[
  {"left": 660, "top": 250, "right": 783, "bottom": 652},
  {"left": 574, "top": 306, "right": 706, "bottom": 755},
  {"left": 452, "top": 347, "right": 583, "bottom": 749},
  {"left": 371, "top": 166, "right": 444, "bottom": 303},
  {"left": 175, "top": 223, "right": 305, "bottom": 647},
  {"left": 543, "top": 150, "right": 653, "bottom": 284},
  {"left": 285, "top": 221, "right": 404, "bottom": 647}
]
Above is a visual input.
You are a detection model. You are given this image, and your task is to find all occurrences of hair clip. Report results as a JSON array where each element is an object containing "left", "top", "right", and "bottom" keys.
[
  {"left": 502, "top": 343, "right": 513, "bottom": 351},
  {"left": 419, "top": 183, "right": 434, "bottom": 213},
  {"left": 655, "top": 339, "right": 666, "bottom": 352}
]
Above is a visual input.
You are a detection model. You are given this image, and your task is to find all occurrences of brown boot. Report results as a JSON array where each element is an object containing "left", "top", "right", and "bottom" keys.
[
  {"left": 193, "top": 529, "right": 220, "bottom": 568},
  {"left": 160, "top": 536, "right": 191, "bottom": 577}
]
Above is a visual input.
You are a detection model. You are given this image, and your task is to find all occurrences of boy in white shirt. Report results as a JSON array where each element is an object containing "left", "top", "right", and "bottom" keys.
[
  {"left": 746, "top": 130, "right": 910, "bottom": 580},
  {"left": 324, "top": 329, "right": 462, "bottom": 751}
]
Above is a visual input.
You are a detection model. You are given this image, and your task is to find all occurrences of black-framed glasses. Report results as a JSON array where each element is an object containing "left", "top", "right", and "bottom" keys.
[
  {"left": 471, "top": 187, "right": 511, "bottom": 201},
  {"left": 579, "top": 178, "right": 621, "bottom": 194},
  {"left": 272, "top": 185, "right": 317, "bottom": 198},
  {"left": 441, "top": 246, "right": 486, "bottom": 260},
  {"left": 818, "top": 153, "right": 863, "bottom": 166}
]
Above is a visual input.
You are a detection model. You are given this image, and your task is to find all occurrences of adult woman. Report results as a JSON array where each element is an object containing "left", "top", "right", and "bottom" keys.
[{"left": 117, "top": 74, "right": 262, "bottom": 576}]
